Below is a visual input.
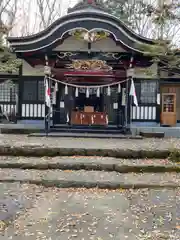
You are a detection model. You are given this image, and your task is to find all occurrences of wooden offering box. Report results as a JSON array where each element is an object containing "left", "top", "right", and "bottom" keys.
[{"left": 71, "top": 111, "right": 107, "bottom": 125}]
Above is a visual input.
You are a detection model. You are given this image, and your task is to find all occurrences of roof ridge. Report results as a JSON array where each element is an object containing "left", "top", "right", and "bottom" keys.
[{"left": 68, "top": 0, "right": 109, "bottom": 14}]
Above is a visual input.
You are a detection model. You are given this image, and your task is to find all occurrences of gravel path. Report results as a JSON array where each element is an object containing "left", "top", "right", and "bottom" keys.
[
  {"left": 0, "top": 169, "right": 179, "bottom": 188},
  {"left": 0, "top": 135, "right": 180, "bottom": 150},
  {"left": 3, "top": 187, "right": 180, "bottom": 240}
]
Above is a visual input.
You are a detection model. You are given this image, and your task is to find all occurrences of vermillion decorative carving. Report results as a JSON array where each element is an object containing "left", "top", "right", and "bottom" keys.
[{"left": 67, "top": 60, "right": 112, "bottom": 71}]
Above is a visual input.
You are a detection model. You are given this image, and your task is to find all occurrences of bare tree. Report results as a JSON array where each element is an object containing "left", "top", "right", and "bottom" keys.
[
  {"left": 0, "top": 0, "right": 14, "bottom": 31},
  {"left": 36, "top": 0, "right": 72, "bottom": 31},
  {"left": 36, "top": 0, "right": 57, "bottom": 29},
  {"left": 0, "top": 0, "right": 20, "bottom": 45},
  {"left": 18, "top": 0, "right": 34, "bottom": 36},
  {"left": 4, "top": 0, "right": 19, "bottom": 36},
  {"left": 8, "top": 0, "right": 73, "bottom": 36}
]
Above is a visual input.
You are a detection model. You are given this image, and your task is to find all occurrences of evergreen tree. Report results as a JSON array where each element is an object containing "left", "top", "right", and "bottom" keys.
[
  {"left": 0, "top": 23, "right": 21, "bottom": 73},
  {"left": 97, "top": 0, "right": 153, "bottom": 35},
  {"left": 139, "top": 0, "right": 180, "bottom": 75},
  {"left": 97, "top": 0, "right": 130, "bottom": 25}
]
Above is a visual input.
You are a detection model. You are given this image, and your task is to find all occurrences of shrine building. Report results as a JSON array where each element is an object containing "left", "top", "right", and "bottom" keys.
[{"left": 5, "top": 0, "right": 179, "bottom": 133}]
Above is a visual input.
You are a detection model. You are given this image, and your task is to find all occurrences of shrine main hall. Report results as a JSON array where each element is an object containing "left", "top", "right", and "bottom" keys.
[{"left": 5, "top": 0, "right": 177, "bottom": 134}]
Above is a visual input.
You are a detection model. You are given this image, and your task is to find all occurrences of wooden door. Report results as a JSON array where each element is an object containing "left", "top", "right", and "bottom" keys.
[{"left": 161, "top": 93, "right": 176, "bottom": 126}]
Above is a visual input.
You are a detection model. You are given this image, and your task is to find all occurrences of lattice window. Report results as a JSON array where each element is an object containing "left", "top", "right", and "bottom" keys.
[
  {"left": 23, "top": 79, "right": 44, "bottom": 102},
  {"left": 38, "top": 80, "right": 45, "bottom": 101},
  {"left": 0, "top": 81, "right": 18, "bottom": 102},
  {"left": 12, "top": 84, "right": 18, "bottom": 102},
  {"left": 23, "top": 80, "right": 37, "bottom": 101},
  {"left": 140, "top": 81, "right": 157, "bottom": 104}
]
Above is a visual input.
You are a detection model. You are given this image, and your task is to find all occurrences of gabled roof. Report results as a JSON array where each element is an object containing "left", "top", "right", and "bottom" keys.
[{"left": 8, "top": 0, "right": 155, "bottom": 54}]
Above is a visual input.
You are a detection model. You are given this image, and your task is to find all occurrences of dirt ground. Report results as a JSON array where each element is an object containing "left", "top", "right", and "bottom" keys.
[{"left": 0, "top": 184, "right": 179, "bottom": 240}]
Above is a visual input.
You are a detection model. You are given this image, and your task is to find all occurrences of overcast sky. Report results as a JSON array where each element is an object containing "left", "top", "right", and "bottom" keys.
[
  {"left": 62, "top": 0, "right": 79, "bottom": 15},
  {"left": 8, "top": 0, "right": 79, "bottom": 36}
]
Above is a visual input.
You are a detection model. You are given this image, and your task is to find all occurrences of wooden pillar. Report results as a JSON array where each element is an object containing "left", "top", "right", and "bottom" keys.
[
  {"left": 18, "top": 64, "right": 23, "bottom": 120},
  {"left": 64, "top": 85, "right": 70, "bottom": 125},
  {"left": 156, "top": 79, "right": 161, "bottom": 123},
  {"left": 44, "top": 54, "right": 51, "bottom": 133},
  {"left": 125, "top": 76, "right": 131, "bottom": 133},
  {"left": 117, "top": 83, "right": 122, "bottom": 127},
  {"left": 156, "top": 62, "right": 161, "bottom": 123},
  {"left": 125, "top": 58, "right": 134, "bottom": 134}
]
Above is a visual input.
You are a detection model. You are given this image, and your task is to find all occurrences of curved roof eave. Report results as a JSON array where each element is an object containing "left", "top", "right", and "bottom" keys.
[
  {"left": 8, "top": 10, "right": 154, "bottom": 54},
  {"left": 8, "top": 9, "right": 154, "bottom": 44}
]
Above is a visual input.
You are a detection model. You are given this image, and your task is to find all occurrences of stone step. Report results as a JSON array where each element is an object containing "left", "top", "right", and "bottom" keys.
[
  {"left": 0, "top": 156, "right": 179, "bottom": 173},
  {"left": 29, "top": 132, "right": 142, "bottom": 139},
  {"left": 0, "top": 135, "right": 180, "bottom": 160},
  {"left": 0, "top": 145, "right": 174, "bottom": 158},
  {"left": 0, "top": 169, "right": 179, "bottom": 189}
]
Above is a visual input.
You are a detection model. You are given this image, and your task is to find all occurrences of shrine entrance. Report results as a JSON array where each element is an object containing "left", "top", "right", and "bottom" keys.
[
  {"left": 71, "top": 88, "right": 105, "bottom": 126},
  {"left": 52, "top": 77, "right": 127, "bottom": 128}
]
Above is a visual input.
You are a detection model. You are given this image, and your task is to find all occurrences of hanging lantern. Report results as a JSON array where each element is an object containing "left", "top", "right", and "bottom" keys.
[
  {"left": 86, "top": 88, "right": 89, "bottom": 98},
  {"left": 75, "top": 87, "right": 79, "bottom": 97},
  {"left": 107, "top": 86, "right": 111, "bottom": 96},
  {"left": 118, "top": 84, "right": 121, "bottom": 93},
  {"left": 65, "top": 85, "right": 68, "bottom": 95},
  {"left": 96, "top": 87, "right": 100, "bottom": 97}
]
